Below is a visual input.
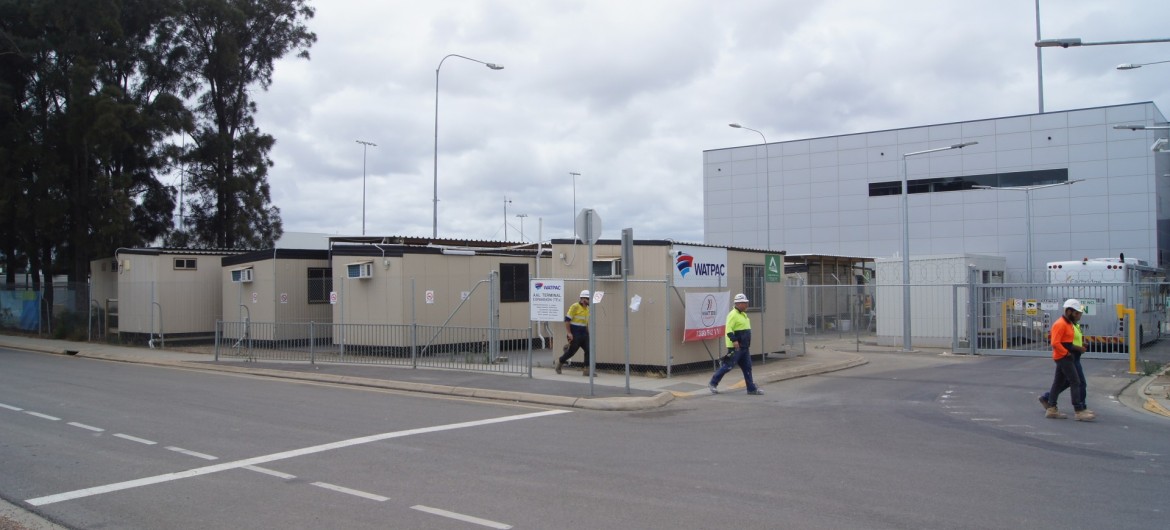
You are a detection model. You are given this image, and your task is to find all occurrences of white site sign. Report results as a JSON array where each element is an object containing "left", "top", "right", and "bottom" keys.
[{"left": 530, "top": 279, "right": 566, "bottom": 322}]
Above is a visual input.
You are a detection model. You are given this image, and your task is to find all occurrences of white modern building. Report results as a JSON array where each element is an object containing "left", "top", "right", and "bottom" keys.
[{"left": 704, "top": 102, "right": 1169, "bottom": 281}]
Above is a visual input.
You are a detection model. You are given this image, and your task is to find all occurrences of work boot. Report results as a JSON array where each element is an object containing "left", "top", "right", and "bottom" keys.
[
  {"left": 1045, "top": 406, "right": 1067, "bottom": 419},
  {"left": 708, "top": 384, "right": 718, "bottom": 395},
  {"left": 747, "top": 389, "right": 764, "bottom": 395},
  {"left": 1075, "top": 409, "right": 1096, "bottom": 422},
  {"left": 1037, "top": 395, "right": 1049, "bottom": 410},
  {"left": 554, "top": 359, "right": 562, "bottom": 374}
]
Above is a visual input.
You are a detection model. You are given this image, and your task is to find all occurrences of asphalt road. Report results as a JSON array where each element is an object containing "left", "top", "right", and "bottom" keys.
[{"left": 2, "top": 346, "right": 1167, "bottom": 529}]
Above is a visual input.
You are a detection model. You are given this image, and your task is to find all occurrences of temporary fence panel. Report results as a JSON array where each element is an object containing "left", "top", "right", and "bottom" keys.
[
  {"left": 214, "top": 320, "right": 532, "bottom": 375},
  {"left": 973, "top": 282, "right": 1160, "bottom": 359}
]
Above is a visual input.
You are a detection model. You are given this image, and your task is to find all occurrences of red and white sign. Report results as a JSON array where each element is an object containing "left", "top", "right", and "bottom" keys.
[
  {"left": 279, "top": 293, "right": 288, "bottom": 304},
  {"left": 425, "top": 290, "right": 435, "bottom": 304},
  {"left": 329, "top": 291, "right": 338, "bottom": 304},
  {"left": 683, "top": 291, "right": 730, "bottom": 342}
]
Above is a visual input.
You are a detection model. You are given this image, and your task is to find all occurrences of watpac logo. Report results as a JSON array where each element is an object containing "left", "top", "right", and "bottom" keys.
[
  {"left": 675, "top": 252, "right": 695, "bottom": 277},
  {"left": 675, "top": 251, "right": 725, "bottom": 279},
  {"left": 534, "top": 282, "right": 562, "bottom": 291}
]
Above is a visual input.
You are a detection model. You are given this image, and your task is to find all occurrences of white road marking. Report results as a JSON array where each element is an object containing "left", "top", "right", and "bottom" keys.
[
  {"left": 68, "top": 422, "right": 104, "bottom": 432},
  {"left": 25, "top": 412, "right": 60, "bottom": 421},
  {"left": 0, "top": 403, "right": 23, "bottom": 411},
  {"left": 412, "top": 505, "right": 512, "bottom": 529},
  {"left": 26, "top": 409, "right": 569, "bottom": 506},
  {"left": 166, "top": 447, "right": 217, "bottom": 460},
  {"left": 113, "top": 433, "right": 157, "bottom": 445},
  {"left": 311, "top": 482, "right": 388, "bottom": 502},
  {"left": 243, "top": 466, "right": 296, "bottom": 480},
  {"left": 971, "top": 418, "right": 1001, "bottom": 422}
]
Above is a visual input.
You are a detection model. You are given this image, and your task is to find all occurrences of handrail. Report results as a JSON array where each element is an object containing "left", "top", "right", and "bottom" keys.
[
  {"left": 149, "top": 301, "right": 164, "bottom": 348},
  {"left": 418, "top": 277, "right": 491, "bottom": 350}
]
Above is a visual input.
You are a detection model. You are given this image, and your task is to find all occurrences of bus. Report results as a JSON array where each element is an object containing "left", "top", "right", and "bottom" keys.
[{"left": 1046, "top": 256, "right": 1165, "bottom": 350}]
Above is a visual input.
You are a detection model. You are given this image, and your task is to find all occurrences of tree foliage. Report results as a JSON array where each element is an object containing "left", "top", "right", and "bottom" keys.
[{"left": 0, "top": 0, "right": 315, "bottom": 296}]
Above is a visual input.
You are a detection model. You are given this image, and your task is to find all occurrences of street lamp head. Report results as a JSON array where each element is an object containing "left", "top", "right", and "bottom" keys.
[
  {"left": 728, "top": 123, "right": 743, "bottom": 128},
  {"left": 1035, "top": 38, "right": 1082, "bottom": 48},
  {"left": 951, "top": 141, "right": 978, "bottom": 149},
  {"left": 486, "top": 63, "right": 504, "bottom": 70},
  {"left": 1116, "top": 63, "right": 1142, "bottom": 70}
]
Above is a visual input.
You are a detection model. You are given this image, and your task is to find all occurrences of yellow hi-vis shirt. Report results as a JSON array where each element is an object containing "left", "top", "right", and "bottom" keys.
[
  {"left": 1073, "top": 323, "right": 1083, "bottom": 348},
  {"left": 725, "top": 308, "right": 751, "bottom": 348},
  {"left": 566, "top": 302, "right": 589, "bottom": 328}
]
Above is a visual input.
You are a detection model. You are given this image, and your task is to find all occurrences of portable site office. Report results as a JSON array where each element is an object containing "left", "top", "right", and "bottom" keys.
[
  {"left": 219, "top": 249, "right": 333, "bottom": 342},
  {"left": 326, "top": 238, "right": 548, "bottom": 345},
  {"left": 89, "top": 248, "right": 247, "bottom": 342},
  {"left": 544, "top": 239, "right": 786, "bottom": 371}
]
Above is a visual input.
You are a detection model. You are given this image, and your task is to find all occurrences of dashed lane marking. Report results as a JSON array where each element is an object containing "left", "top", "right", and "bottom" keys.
[
  {"left": 25, "top": 412, "right": 60, "bottom": 421},
  {"left": 243, "top": 466, "right": 296, "bottom": 480},
  {"left": 166, "top": 447, "right": 217, "bottom": 460},
  {"left": 412, "top": 505, "right": 512, "bottom": 529},
  {"left": 67, "top": 422, "right": 104, "bottom": 432},
  {"left": 311, "top": 482, "right": 388, "bottom": 502},
  {"left": 26, "top": 409, "right": 570, "bottom": 507},
  {"left": 0, "top": 403, "right": 23, "bottom": 411},
  {"left": 113, "top": 433, "right": 157, "bottom": 445}
]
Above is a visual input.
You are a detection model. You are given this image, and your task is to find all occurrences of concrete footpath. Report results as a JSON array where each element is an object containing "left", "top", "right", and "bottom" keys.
[
  {"left": 2, "top": 334, "right": 1167, "bottom": 417},
  {"left": 0, "top": 335, "right": 868, "bottom": 411}
]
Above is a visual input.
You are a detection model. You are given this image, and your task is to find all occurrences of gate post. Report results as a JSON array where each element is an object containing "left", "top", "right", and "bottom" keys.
[{"left": 968, "top": 264, "right": 978, "bottom": 355}]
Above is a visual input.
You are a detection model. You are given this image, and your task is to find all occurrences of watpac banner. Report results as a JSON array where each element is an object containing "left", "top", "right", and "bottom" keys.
[
  {"left": 683, "top": 291, "right": 730, "bottom": 342},
  {"left": 671, "top": 244, "right": 728, "bottom": 288}
]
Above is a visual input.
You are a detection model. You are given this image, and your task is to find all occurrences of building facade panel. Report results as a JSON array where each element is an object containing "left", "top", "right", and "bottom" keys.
[{"left": 704, "top": 102, "right": 1168, "bottom": 281}]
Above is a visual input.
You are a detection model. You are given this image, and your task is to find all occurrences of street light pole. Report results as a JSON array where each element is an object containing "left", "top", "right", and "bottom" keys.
[
  {"left": 972, "top": 180, "right": 1083, "bottom": 283},
  {"left": 516, "top": 213, "right": 528, "bottom": 242},
  {"left": 356, "top": 140, "right": 376, "bottom": 235},
  {"left": 503, "top": 196, "right": 512, "bottom": 241},
  {"left": 1035, "top": 0, "right": 1045, "bottom": 113},
  {"left": 729, "top": 123, "right": 772, "bottom": 251},
  {"left": 569, "top": 172, "right": 581, "bottom": 238},
  {"left": 901, "top": 141, "right": 978, "bottom": 352},
  {"left": 433, "top": 54, "right": 504, "bottom": 239}
]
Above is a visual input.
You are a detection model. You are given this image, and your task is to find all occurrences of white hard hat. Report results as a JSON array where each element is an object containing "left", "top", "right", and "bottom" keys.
[
  {"left": 733, "top": 293, "right": 749, "bottom": 303},
  {"left": 1063, "top": 299, "right": 1084, "bottom": 312},
  {"left": 580, "top": 290, "right": 591, "bottom": 298}
]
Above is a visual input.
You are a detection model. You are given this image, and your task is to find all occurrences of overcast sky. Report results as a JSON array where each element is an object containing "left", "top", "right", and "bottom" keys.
[{"left": 246, "top": 0, "right": 1170, "bottom": 246}]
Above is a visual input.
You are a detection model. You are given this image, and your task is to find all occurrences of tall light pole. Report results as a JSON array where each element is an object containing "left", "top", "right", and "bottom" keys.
[
  {"left": 569, "top": 172, "right": 581, "bottom": 238},
  {"left": 433, "top": 54, "right": 504, "bottom": 239},
  {"left": 1035, "top": 0, "right": 1045, "bottom": 112},
  {"left": 901, "top": 141, "right": 978, "bottom": 351},
  {"left": 973, "top": 180, "right": 1083, "bottom": 283},
  {"left": 356, "top": 140, "right": 376, "bottom": 235},
  {"left": 516, "top": 213, "right": 528, "bottom": 242},
  {"left": 729, "top": 123, "right": 772, "bottom": 251},
  {"left": 503, "top": 196, "right": 512, "bottom": 241},
  {"left": 1032, "top": 7, "right": 1170, "bottom": 113}
]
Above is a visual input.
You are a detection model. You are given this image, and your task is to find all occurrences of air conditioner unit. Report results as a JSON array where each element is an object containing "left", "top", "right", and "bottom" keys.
[
  {"left": 347, "top": 262, "right": 374, "bottom": 279},
  {"left": 592, "top": 258, "right": 622, "bottom": 278},
  {"left": 231, "top": 268, "right": 253, "bottom": 283}
]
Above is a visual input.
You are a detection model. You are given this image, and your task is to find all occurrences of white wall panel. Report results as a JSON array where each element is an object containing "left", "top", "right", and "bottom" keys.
[
  {"left": 962, "top": 120, "right": 996, "bottom": 137},
  {"left": 996, "top": 116, "right": 1030, "bottom": 134}
]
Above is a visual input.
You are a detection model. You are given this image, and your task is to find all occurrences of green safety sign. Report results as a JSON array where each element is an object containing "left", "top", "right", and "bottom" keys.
[{"left": 765, "top": 254, "right": 783, "bottom": 283}]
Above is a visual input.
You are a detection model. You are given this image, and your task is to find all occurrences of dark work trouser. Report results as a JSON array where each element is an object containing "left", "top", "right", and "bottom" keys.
[
  {"left": 1047, "top": 355, "right": 1086, "bottom": 411},
  {"left": 559, "top": 326, "right": 589, "bottom": 365}
]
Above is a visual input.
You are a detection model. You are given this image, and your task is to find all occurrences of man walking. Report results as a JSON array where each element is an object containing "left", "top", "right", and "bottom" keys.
[
  {"left": 1043, "top": 299, "right": 1095, "bottom": 421},
  {"left": 1039, "top": 310, "right": 1086, "bottom": 412},
  {"left": 555, "top": 290, "right": 592, "bottom": 376},
  {"left": 709, "top": 293, "right": 763, "bottom": 395}
]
